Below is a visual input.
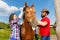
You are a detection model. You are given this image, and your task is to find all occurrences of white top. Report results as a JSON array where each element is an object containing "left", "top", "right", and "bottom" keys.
[{"left": 18, "top": 7, "right": 24, "bottom": 19}]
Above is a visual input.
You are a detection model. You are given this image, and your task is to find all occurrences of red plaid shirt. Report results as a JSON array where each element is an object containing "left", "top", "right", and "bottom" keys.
[{"left": 10, "top": 18, "right": 20, "bottom": 40}]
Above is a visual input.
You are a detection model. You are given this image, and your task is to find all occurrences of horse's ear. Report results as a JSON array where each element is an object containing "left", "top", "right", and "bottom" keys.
[
  {"left": 24, "top": 2, "right": 27, "bottom": 7},
  {"left": 31, "top": 4, "right": 34, "bottom": 8}
]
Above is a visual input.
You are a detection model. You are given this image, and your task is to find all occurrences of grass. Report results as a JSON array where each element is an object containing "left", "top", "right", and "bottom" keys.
[
  {"left": 50, "top": 27, "right": 56, "bottom": 35},
  {"left": 0, "top": 28, "right": 56, "bottom": 40},
  {"left": 0, "top": 28, "right": 10, "bottom": 40}
]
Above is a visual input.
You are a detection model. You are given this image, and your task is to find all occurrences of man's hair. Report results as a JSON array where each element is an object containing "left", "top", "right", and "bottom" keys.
[{"left": 41, "top": 9, "right": 49, "bottom": 15}]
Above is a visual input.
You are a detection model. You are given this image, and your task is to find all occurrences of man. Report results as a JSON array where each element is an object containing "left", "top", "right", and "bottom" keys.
[
  {"left": 37, "top": 9, "right": 50, "bottom": 40},
  {"left": 29, "top": 9, "right": 50, "bottom": 40}
]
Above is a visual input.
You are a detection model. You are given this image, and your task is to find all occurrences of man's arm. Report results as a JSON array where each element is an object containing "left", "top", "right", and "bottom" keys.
[
  {"left": 37, "top": 20, "right": 48, "bottom": 26},
  {"left": 29, "top": 19, "right": 48, "bottom": 27}
]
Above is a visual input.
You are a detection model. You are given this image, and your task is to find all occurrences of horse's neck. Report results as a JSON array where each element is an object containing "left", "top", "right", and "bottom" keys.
[
  {"left": 24, "top": 19, "right": 28, "bottom": 24},
  {"left": 23, "top": 19, "right": 31, "bottom": 28}
]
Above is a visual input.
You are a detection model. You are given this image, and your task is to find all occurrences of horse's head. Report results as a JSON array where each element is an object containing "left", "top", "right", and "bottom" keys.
[{"left": 23, "top": 2, "right": 35, "bottom": 22}]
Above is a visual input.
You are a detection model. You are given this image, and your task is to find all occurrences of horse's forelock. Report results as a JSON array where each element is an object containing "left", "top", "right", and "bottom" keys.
[
  {"left": 23, "top": 6, "right": 32, "bottom": 11},
  {"left": 23, "top": 5, "right": 35, "bottom": 20}
]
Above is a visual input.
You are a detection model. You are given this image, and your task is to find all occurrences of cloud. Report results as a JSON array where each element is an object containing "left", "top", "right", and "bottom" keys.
[
  {"left": 19, "top": 7, "right": 24, "bottom": 11},
  {"left": 10, "top": 6, "right": 19, "bottom": 13},
  {"left": 0, "top": 0, "right": 19, "bottom": 16},
  {"left": 0, "top": 0, "right": 1, "bottom": 1}
]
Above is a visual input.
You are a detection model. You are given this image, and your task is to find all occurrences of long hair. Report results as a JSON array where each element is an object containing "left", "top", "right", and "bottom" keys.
[
  {"left": 9, "top": 13, "right": 15, "bottom": 22},
  {"left": 23, "top": 12, "right": 25, "bottom": 20},
  {"left": 23, "top": 6, "right": 26, "bottom": 20}
]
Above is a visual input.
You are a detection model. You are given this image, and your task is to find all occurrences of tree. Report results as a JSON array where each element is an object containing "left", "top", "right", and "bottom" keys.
[
  {"left": 54, "top": 0, "right": 60, "bottom": 40},
  {"left": 0, "top": 22, "right": 10, "bottom": 29}
]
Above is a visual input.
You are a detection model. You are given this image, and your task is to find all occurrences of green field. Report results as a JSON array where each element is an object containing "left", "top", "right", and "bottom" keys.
[
  {"left": 0, "top": 28, "right": 10, "bottom": 40},
  {"left": 50, "top": 27, "right": 56, "bottom": 35},
  {"left": 0, "top": 28, "right": 56, "bottom": 40}
]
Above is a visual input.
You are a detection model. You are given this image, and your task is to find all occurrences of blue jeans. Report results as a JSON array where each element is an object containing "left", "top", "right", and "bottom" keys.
[
  {"left": 41, "top": 36, "right": 50, "bottom": 40},
  {"left": 10, "top": 38, "right": 16, "bottom": 40}
]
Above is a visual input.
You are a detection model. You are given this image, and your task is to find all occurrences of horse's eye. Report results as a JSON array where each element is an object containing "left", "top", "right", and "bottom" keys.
[{"left": 26, "top": 11, "right": 28, "bottom": 14}]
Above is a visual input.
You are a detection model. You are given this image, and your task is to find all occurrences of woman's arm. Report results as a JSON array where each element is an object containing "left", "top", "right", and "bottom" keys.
[
  {"left": 10, "top": 20, "right": 18, "bottom": 24},
  {"left": 18, "top": 7, "right": 23, "bottom": 19}
]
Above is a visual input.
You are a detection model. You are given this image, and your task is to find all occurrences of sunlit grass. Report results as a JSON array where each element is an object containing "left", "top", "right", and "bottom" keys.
[
  {"left": 50, "top": 27, "right": 56, "bottom": 35},
  {"left": 0, "top": 28, "right": 10, "bottom": 40}
]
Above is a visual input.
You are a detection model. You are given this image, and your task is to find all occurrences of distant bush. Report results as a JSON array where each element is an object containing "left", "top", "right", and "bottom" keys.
[{"left": 0, "top": 22, "right": 10, "bottom": 29}]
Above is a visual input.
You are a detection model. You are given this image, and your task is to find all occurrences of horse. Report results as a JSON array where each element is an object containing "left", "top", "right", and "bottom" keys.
[{"left": 20, "top": 3, "right": 35, "bottom": 40}]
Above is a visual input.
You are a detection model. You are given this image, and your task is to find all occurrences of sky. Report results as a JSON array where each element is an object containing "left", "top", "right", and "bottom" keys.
[{"left": 0, "top": 0, "right": 56, "bottom": 25}]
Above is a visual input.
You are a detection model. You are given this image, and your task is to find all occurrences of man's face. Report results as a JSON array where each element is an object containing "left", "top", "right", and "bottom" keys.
[{"left": 41, "top": 11, "right": 47, "bottom": 18}]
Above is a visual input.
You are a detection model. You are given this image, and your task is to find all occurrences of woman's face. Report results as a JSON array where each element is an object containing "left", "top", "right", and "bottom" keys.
[{"left": 13, "top": 14, "right": 17, "bottom": 20}]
